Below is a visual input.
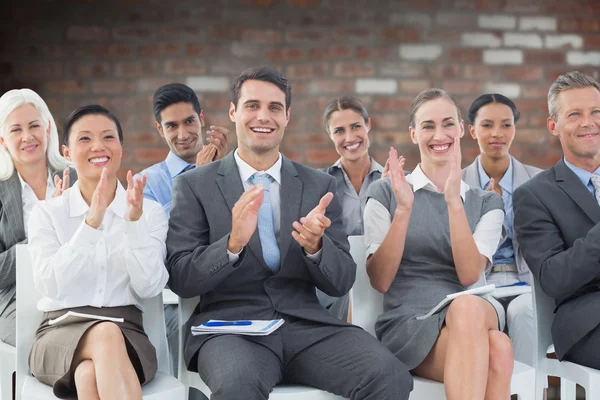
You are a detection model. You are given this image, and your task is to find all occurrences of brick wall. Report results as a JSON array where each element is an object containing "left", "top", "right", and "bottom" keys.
[{"left": 2, "top": 0, "right": 600, "bottom": 178}]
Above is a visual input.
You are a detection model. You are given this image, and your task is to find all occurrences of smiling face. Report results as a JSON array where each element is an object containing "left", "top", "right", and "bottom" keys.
[
  {"left": 62, "top": 114, "right": 122, "bottom": 181},
  {"left": 327, "top": 109, "right": 371, "bottom": 162},
  {"left": 156, "top": 102, "right": 205, "bottom": 164},
  {"left": 229, "top": 79, "right": 290, "bottom": 159},
  {"left": 0, "top": 103, "right": 50, "bottom": 169},
  {"left": 548, "top": 86, "right": 600, "bottom": 164},
  {"left": 410, "top": 97, "right": 463, "bottom": 165},
  {"left": 469, "top": 102, "right": 516, "bottom": 160}
]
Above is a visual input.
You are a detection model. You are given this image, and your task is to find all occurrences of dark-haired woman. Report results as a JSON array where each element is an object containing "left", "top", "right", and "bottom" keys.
[
  {"left": 318, "top": 96, "right": 384, "bottom": 320},
  {"left": 27, "top": 105, "right": 169, "bottom": 399},
  {"left": 462, "top": 93, "right": 541, "bottom": 366}
]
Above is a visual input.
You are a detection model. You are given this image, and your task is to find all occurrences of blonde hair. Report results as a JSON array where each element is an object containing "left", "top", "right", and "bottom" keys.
[{"left": 0, "top": 89, "right": 69, "bottom": 180}]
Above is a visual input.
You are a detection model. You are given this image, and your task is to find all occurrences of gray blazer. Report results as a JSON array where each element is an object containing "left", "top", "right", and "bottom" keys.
[
  {"left": 462, "top": 156, "right": 542, "bottom": 283},
  {"left": 514, "top": 159, "right": 600, "bottom": 359},
  {"left": 166, "top": 152, "right": 356, "bottom": 371},
  {"left": 0, "top": 168, "right": 76, "bottom": 344}
]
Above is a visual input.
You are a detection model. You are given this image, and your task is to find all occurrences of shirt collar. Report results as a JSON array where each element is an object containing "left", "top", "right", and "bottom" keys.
[
  {"left": 17, "top": 168, "right": 54, "bottom": 192},
  {"left": 165, "top": 151, "right": 194, "bottom": 178},
  {"left": 332, "top": 157, "right": 384, "bottom": 175},
  {"left": 476, "top": 156, "right": 514, "bottom": 194},
  {"left": 234, "top": 149, "right": 282, "bottom": 185},
  {"left": 408, "top": 164, "right": 469, "bottom": 202},
  {"left": 69, "top": 180, "right": 128, "bottom": 219},
  {"left": 563, "top": 157, "right": 600, "bottom": 188}
]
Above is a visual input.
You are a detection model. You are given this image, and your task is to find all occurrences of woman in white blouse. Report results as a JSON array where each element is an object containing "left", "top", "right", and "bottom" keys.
[
  {"left": 0, "top": 88, "right": 72, "bottom": 347},
  {"left": 364, "top": 88, "right": 513, "bottom": 399},
  {"left": 27, "top": 104, "right": 169, "bottom": 400}
]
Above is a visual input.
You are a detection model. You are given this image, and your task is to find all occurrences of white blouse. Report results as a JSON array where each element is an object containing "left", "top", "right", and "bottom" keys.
[
  {"left": 18, "top": 169, "right": 54, "bottom": 236},
  {"left": 28, "top": 181, "right": 169, "bottom": 312}
]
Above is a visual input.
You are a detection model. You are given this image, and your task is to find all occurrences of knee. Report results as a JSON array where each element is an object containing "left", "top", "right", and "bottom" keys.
[
  {"left": 488, "top": 331, "right": 514, "bottom": 377},
  {"left": 446, "top": 295, "right": 489, "bottom": 332},
  {"left": 74, "top": 360, "right": 96, "bottom": 388},
  {"left": 86, "top": 322, "right": 126, "bottom": 353},
  {"left": 365, "top": 354, "right": 414, "bottom": 398},
  {"left": 199, "top": 361, "right": 270, "bottom": 398}
]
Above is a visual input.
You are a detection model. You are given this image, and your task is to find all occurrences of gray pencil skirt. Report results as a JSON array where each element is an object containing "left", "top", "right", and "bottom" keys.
[{"left": 29, "top": 305, "right": 157, "bottom": 399}]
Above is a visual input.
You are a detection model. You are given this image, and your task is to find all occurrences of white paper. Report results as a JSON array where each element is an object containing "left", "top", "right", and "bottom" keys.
[
  {"left": 416, "top": 284, "right": 496, "bottom": 320},
  {"left": 191, "top": 319, "right": 285, "bottom": 336}
]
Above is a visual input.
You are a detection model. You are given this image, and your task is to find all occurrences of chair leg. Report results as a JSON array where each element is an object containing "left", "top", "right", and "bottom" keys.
[{"left": 560, "top": 378, "right": 576, "bottom": 400}]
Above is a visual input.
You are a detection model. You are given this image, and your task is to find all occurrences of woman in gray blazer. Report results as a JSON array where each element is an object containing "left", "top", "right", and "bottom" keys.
[
  {"left": 0, "top": 89, "right": 74, "bottom": 346},
  {"left": 462, "top": 93, "right": 542, "bottom": 366}
]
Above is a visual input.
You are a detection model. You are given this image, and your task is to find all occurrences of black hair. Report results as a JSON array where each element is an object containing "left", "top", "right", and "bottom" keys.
[
  {"left": 467, "top": 93, "right": 521, "bottom": 125},
  {"left": 63, "top": 104, "right": 123, "bottom": 145},
  {"left": 231, "top": 66, "right": 292, "bottom": 111},
  {"left": 153, "top": 83, "right": 201, "bottom": 123}
]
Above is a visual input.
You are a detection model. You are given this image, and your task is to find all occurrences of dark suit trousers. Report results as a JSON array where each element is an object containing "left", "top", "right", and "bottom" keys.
[
  {"left": 196, "top": 317, "right": 412, "bottom": 400},
  {"left": 564, "top": 321, "right": 600, "bottom": 369}
]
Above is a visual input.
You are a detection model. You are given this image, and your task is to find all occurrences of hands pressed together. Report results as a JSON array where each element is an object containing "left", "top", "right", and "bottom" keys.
[{"left": 196, "top": 125, "right": 230, "bottom": 167}]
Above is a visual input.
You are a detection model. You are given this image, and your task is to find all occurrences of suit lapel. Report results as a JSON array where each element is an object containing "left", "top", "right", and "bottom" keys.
[
  {"left": 0, "top": 172, "right": 25, "bottom": 243},
  {"left": 216, "top": 153, "right": 270, "bottom": 270},
  {"left": 512, "top": 157, "right": 532, "bottom": 190},
  {"left": 279, "top": 157, "right": 302, "bottom": 268},
  {"left": 555, "top": 159, "right": 600, "bottom": 223}
]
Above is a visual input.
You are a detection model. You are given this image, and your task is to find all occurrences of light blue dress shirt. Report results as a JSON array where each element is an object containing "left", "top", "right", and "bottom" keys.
[
  {"left": 135, "top": 152, "right": 194, "bottom": 216},
  {"left": 563, "top": 158, "right": 600, "bottom": 196},
  {"left": 477, "top": 156, "right": 515, "bottom": 266}
]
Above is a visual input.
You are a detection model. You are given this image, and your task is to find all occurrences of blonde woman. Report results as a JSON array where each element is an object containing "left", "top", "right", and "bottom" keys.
[{"left": 0, "top": 88, "right": 73, "bottom": 347}]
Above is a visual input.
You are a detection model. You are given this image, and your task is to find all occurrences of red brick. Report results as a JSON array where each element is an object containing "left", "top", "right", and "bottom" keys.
[
  {"left": 159, "top": 26, "right": 207, "bottom": 38},
  {"left": 288, "top": 0, "right": 320, "bottom": 7},
  {"left": 332, "top": 28, "right": 374, "bottom": 42},
  {"left": 92, "top": 44, "right": 134, "bottom": 59},
  {"left": 244, "top": 0, "right": 276, "bottom": 6},
  {"left": 285, "top": 30, "right": 327, "bottom": 43},
  {"left": 309, "top": 45, "right": 353, "bottom": 60},
  {"left": 372, "top": 97, "right": 413, "bottom": 111},
  {"left": 241, "top": 29, "right": 281, "bottom": 44},
  {"left": 113, "top": 26, "right": 155, "bottom": 40},
  {"left": 108, "top": 96, "right": 152, "bottom": 112},
  {"left": 380, "top": 27, "right": 420, "bottom": 42},
  {"left": 584, "top": 35, "right": 600, "bottom": 50},
  {"left": 285, "top": 63, "right": 328, "bottom": 80},
  {"left": 128, "top": 131, "right": 160, "bottom": 145},
  {"left": 399, "top": 80, "right": 432, "bottom": 94},
  {"left": 66, "top": 26, "right": 110, "bottom": 41},
  {"left": 357, "top": 46, "right": 394, "bottom": 59},
  {"left": 134, "top": 148, "right": 169, "bottom": 164},
  {"left": 521, "top": 85, "right": 549, "bottom": 99},
  {"left": 514, "top": 128, "right": 548, "bottom": 144},
  {"left": 443, "top": 80, "right": 482, "bottom": 95},
  {"left": 372, "top": 131, "right": 414, "bottom": 147},
  {"left": 560, "top": 18, "right": 600, "bottom": 33},
  {"left": 265, "top": 48, "right": 306, "bottom": 62},
  {"left": 503, "top": 0, "right": 541, "bottom": 13},
  {"left": 186, "top": 44, "right": 221, "bottom": 57},
  {"left": 333, "top": 62, "right": 375, "bottom": 78},
  {"left": 305, "top": 149, "right": 339, "bottom": 165},
  {"left": 163, "top": 59, "right": 206, "bottom": 75},
  {"left": 504, "top": 66, "right": 544, "bottom": 81},
  {"left": 45, "top": 80, "right": 87, "bottom": 95},
  {"left": 114, "top": 61, "right": 158, "bottom": 77},
  {"left": 139, "top": 43, "right": 183, "bottom": 57},
  {"left": 462, "top": 65, "right": 491, "bottom": 80},
  {"left": 371, "top": 114, "right": 401, "bottom": 130},
  {"left": 201, "top": 94, "right": 231, "bottom": 110},
  {"left": 68, "top": 63, "right": 112, "bottom": 78},
  {"left": 211, "top": 25, "right": 242, "bottom": 40},
  {"left": 307, "top": 80, "right": 354, "bottom": 94},
  {"left": 515, "top": 99, "right": 547, "bottom": 114},
  {"left": 16, "top": 62, "right": 63, "bottom": 78},
  {"left": 448, "top": 48, "right": 482, "bottom": 63},
  {"left": 137, "top": 78, "right": 176, "bottom": 93},
  {"left": 428, "top": 65, "right": 461, "bottom": 79},
  {"left": 525, "top": 52, "right": 565, "bottom": 64},
  {"left": 286, "top": 133, "right": 329, "bottom": 147},
  {"left": 92, "top": 80, "right": 137, "bottom": 94},
  {"left": 527, "top": 114, "right": 549, "bottom": 128}
]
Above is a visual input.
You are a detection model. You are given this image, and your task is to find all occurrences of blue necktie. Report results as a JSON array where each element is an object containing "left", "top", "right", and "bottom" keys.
[
  {"left": 179, "top": 164, "right": 195, "bottom": 176},
  {"left": 250, "top": 173, "right": 280, "bottom": 273}
]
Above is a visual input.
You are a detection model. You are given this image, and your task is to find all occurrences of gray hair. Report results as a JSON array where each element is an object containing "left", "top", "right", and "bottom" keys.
[
  {"left": 548, "top": 71, "right": 600, "bottom": 121},
  {"left": 409, "top": 88, "right": 462, "bottom": 128},
  {"left": 0, "top": 89, "right": 70, "bottom": 180}
]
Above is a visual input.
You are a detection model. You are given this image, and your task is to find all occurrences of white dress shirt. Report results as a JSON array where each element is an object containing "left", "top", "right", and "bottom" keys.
[
  {"left": 228, "top": 150, "right": 321, "bottom": 262},
  {"left": 18, "top": 169, "right": 54, "bottom": 236},
  {"left": 28, "top": 181, "right": 169, "bottom": 312},
  {"left": 364, "top": 164, "right": 504, "bottom": 268}
]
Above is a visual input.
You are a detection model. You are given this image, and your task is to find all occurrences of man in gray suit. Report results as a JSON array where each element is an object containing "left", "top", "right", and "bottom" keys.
[
  {"left": 514, "top": 71, "right": 600, "bottom": 368},
  {"left": 166, "top": 66, "right": 412, "bottom": 400}
]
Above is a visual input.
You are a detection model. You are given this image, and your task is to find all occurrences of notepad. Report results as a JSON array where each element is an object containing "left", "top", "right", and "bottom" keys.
[
  {"left": 491, "top": 284, "right": 531, "bottom": 299},
  {"left": 48, "top": 311, "right": 124, "bottom": 326},
  {"left": 191, "top": 319, "right": 285, "bottom": 336},
  {"left": 415, "top": 284, "right": 496, "bottom": 321}
]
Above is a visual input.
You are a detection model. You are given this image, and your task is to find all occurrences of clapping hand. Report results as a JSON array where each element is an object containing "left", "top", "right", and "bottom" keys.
[
  {"left": 444, "top": 137, "right": 463, "bottom": 207},
  {"left": 126, "top": 170, "right": 146, "bottom": 222},
  {"left": 85, "top": 168, "right": 111, "bottom": 229},
  {"left": 292, "top": 192, "right": 333, "bottom": 255},
  {"left": 52, "top": 168, "right": 70, "bottom": 198},
  {"left": 228, "top": 185, "right": 264, "bottom": 253},
  {"left": 207, "top": 125, "right": 229, "bottom": 161},
  {"left": 388, "top": 147, "right": 413, "bottom": 212}
]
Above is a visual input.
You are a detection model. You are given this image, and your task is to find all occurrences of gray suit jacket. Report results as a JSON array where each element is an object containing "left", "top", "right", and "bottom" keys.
[
  {"left": 463, "top": 156, "right": 541, "bottom": 283},
  {"left": 514, "top": 159, "right": 600, "bottom": 359},
  {"left": 0, "top": 168, "right": 76, "bottom": 344},
  {"left": 166, "top": 152, "right": 356, "bottom": 371}
]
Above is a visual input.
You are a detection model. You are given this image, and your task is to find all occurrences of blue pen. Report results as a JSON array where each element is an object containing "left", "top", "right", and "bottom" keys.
[
  {"left": 497, "top": 282, "right": 528, "bottom": 288},
  {"left": 202, "top": 321, "right": 252, "bottom": 327}
]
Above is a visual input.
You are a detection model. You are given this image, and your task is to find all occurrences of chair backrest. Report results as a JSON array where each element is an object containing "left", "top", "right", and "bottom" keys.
[
  {"left": 15, "top": 244, "right": 171, "bottom": 380},
  {"left": 348, "top": 235, "right": 383, "bottom": 337},
  {"left": 531, "top": 276, "right": 556, "bottom": 367}
]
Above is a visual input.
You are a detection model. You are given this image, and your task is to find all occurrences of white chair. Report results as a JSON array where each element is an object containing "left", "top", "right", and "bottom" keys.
[
  {"left": 15, "top": 244, "right": 185, "bottom": 400},
  {"left": 177, "top": 297, "right": 346, "bottom": 399},
  {"left": 531, "top": 276, "right": 600, "bottom": 400},
  {"left": 0, "top": 340, "right": 15, "bottom": 400},
  {"left": 347, "top": 235, "right": 535, "bottom": 400}
]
